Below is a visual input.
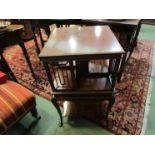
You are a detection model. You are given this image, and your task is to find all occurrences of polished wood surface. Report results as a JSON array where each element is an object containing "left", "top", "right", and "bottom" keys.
[
  {"left": 82, "top": 19, "right": 141, "bottom": 26},
  {"left": 40, "top": 25, "right": 124, "bottom": 127},
  {"left": 40, "top": 26, "right": 124, "bottom": 59},
  {"left": 29, "top": 19, "right": 141, "bottom": 50},
  {"left": 82, "top": 19, "right": 142, "bottom": 51},
  {"left": 80, "top": 19, "right": 142, "bottom": 81}
]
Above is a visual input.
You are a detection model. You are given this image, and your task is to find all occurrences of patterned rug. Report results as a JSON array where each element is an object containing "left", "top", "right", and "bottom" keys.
[{"left": 3, "top": 39, "right": 154, "bottom": 135}]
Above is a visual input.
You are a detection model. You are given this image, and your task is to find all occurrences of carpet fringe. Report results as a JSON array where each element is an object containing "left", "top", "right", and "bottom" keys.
[{"left": 141, "top": 43, "right": 155, "bottom": 134}]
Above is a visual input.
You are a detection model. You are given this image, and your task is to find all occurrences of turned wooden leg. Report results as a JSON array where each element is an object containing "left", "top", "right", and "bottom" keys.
[
  {"left": 31, "top": 106, "right": 41, "bottom": 120},
  {"left": 22, "top": 106, "right": 41, "bottom": 134},
  {"left": 52, "top": 98, "right": 63, "bottom": 127}
]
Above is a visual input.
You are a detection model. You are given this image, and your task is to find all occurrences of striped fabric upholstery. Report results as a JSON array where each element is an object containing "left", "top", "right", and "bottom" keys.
[{"left": 0, "top": 80, "right": 36, "bottom": 134}]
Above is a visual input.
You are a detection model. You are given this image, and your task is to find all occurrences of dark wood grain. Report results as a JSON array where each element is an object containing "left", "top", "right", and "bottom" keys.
[{"left": 39, "top": 26, "right": 124, "bottom": 127}]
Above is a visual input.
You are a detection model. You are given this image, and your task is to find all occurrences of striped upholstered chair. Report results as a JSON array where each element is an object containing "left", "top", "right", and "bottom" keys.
[{"left": 0, "top": 71, "right": 40, "bottom": 134}]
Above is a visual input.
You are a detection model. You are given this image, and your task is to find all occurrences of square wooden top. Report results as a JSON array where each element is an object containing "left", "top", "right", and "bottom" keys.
[
  {"left": 82, "top": 19, "right": 141, "bottom": 27},
  {"left": 40, "top": 26, "right": 124, "bottom": 60}
]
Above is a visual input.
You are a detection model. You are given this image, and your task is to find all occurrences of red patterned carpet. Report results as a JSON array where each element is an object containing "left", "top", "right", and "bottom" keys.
[{"left": 3, "top": 39, "right": 154, "bottom": 135}]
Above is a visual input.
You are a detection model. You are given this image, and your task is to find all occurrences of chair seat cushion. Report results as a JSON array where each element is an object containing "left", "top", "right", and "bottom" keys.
[{"left": 0, "top": 80, "right": 36, "bottom": 134}]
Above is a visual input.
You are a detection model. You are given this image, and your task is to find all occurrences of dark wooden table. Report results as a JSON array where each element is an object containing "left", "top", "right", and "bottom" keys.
[
  {"left": 0, "top": 24, "right": 36, "bottom": 81},
  {"left": 32, "top": 19, "right": 141, "bottom": 52},
  {"left": 81, "top": 19, "right": 142, "bottom": 80},
  {"left": 35, "top": 19, "right": 141, "bottom": 81},
  {"left": 40, "top": 25, "right": 124, "bottom": 60},
  {"left": 82, "top": 19, "right": 141, "bottom": 52},
  {"left": 39, "top": 26, "right": 125, "bottom": 126}
]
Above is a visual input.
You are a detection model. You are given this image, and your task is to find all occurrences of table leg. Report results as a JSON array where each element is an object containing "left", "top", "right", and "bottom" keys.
[
  {"left": 19, "top": 41, "right": 37, "bottom": 81},
  {"left": 38, "top": 28, "right": 44, "bottom": 47},
  {"left": 76, "top": 61, "right": 89, "bottom": 76},
  {"left": 117, "top": 53, "right": 126, "bottom": 82},
  {"left": 31, "top": 27, "right": 40, "bottom": 54},
  {"left": 33, "top": 36, "right": 40, "bottom": 54},
  {"left": 117, "top": 31, "right": 134, "bottom": 82},
  {"left": 44, "top": 26, "right": 51, "bottom": 38},
  {"left": 0, "top": 54, "right": 17, "bottom": 82},
  {"left": 52, "top": 98, "right": 63, "bottom": 127},
  {"left": 133, "top": 20, "right": 142, "bottom": 47}
]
